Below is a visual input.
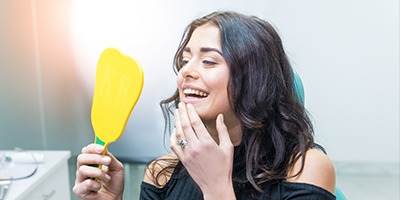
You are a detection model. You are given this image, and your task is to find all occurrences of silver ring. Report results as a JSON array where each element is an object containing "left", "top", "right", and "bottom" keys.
[{"left": 178, "top": 138, "right": 188, "bottom": 148}]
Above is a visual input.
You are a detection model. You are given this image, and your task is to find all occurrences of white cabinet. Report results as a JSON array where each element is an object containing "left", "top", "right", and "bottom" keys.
[{"left": 3, "top": 151, "right": 71, "bottom": 200}]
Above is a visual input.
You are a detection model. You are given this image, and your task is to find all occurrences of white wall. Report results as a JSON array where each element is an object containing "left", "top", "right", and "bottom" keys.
[
  {"left": 272, "top": 1, "right": 400, "bottom": 163},
  {"left": 1, "top": 0, "right": 398, "bottom": 163}
]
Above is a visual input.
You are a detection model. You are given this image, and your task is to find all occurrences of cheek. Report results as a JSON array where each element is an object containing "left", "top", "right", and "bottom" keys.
[
  {"left": 218, "top": 91, "right": 231, "bottom": 111},
  {"left": 212, "top": 81, "right": 230, "bottom": 109},
  {"left": 218, "top": 74, "right": 231, "bottom": 111}
]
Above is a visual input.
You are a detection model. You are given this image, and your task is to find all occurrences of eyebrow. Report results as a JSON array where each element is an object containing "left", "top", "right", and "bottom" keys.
[{"left": 183, "top": 47, "right": 223, "bottom": 56}]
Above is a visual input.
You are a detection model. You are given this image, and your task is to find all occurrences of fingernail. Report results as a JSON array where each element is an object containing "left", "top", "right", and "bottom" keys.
[
  {"left": 95, "top": 145, "right": 104, "bottom": 153},
  {"left": 178, "top": 102, "right": 183, "bottom": 108},
  {"left": 219, "top": 114, "right": 224, "bottom": 123},
  {"left": 104, "top": 174, "right": 111, "bottom": 182}
]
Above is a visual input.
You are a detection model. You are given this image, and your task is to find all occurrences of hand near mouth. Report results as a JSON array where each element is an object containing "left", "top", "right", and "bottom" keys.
[{"left": 170, "top": 102, "right": 236, "bottom": 200}]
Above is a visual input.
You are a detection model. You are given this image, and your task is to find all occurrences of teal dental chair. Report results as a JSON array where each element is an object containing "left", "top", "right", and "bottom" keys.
[{"left": 293, "top": 71, "right": 347, "bottom": 200}]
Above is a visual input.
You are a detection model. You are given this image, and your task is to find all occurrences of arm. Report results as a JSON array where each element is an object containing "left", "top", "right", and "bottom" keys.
[{"left": 73, "top": 144, "right": 125, "bottom": 200}]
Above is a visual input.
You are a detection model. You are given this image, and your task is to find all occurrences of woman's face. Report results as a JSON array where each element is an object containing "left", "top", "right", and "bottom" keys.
[{"left": 177, "top": 23, "right": 236, "bottom": 126}]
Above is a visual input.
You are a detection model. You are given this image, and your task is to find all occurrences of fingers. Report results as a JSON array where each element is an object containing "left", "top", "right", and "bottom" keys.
[
  {"left": 186, "top": 103, "right": 209, "bottom": 141},
  {"left": 74, "top": 143, "right": 125, "bottom": 199},
  {"left": 216, "top": 114, "right": 233, "bottom": 150},
  {"left": 75, "top": 164, "right": 111, "bottom": 183},
  {"left": 175, "top": 103, "right": 210, "bottom": 141},
  {"left": 76, "top": 144, "right": 113, "bottom": 183},
  {"left": 171, "top": 103, "right": 200, "bottom": 157},
  {"left": 73, "top": 178, "right": 101, "bottom": 198},
  {"left": 81, "top": 143, "right": 104, "bottom": 154},
  {"left": 176, "top": 103, "right": 198, "bottom": 142},
  {"left": 170, "top": 128, "right": 178, "bottom": 146},
  {"left": 74, "top": 145, "right": 111, "bottom": 199},
  {"left": 173, "top": 103, "right": 226, "bottom": 147},
  {"left": 170, "top": 128, "right": 183, "bottom": 156},
  {"left": 77, "top": 144, "right": 112, "bottom": 168},
  {"left": 174, "top": 109, "right": 185, "bottom": 143}
]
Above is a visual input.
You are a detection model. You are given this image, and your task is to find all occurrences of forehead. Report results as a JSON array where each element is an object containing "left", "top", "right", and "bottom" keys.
[{"left": 186, "top": 23, "right": 221, "bottom": 50}]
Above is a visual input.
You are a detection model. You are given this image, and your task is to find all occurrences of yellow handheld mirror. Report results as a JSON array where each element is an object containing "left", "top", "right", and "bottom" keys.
[{"left": 91, "top": 48, "right": 144, "bottom": 154}]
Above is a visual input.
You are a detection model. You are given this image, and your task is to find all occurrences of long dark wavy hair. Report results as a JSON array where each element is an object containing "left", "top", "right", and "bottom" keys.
[{"left": 152, "top": 11, "right": 315, "bottom": 196}]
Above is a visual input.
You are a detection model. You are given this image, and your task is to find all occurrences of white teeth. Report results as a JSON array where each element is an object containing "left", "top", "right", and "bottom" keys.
[{"left": 183, "top": 88, "right": 208, "bottom": 97}]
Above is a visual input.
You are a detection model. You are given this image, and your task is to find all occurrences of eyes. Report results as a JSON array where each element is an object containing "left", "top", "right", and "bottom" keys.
[
  {"left": 181, "top": 58, "right": 217, "bottom": 67},
  {"left": 179, "top": 45, "right": 224, "bottom": 71},
  {"left": 178, "top": 47, "right": 224, "bottom": 72}
]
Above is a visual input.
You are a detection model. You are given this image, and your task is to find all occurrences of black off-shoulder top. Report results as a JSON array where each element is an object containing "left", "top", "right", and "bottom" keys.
[{"left": 139, "top": 146, "right": 335, "bottom": 200}]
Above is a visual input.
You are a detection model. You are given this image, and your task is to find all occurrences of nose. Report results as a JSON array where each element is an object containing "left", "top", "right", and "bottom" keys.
[{"left": 179, "top": 61, "right": 199, "bottom": 79}]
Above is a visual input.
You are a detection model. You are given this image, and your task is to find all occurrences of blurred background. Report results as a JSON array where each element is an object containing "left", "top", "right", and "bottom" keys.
[{"left": 0, "top": 0, "right": 398, "bottom": 199}]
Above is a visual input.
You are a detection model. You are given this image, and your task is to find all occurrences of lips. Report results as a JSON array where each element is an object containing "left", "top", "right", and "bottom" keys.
[{"left": 183, "top": 88, "right": 209, "bottom": 98}]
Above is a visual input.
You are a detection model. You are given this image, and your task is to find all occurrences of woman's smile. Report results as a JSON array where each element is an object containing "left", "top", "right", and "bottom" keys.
[
  {"left": 181, "top": 83, "right": 209, "bottom": 103},
  {"left": 177, "top": 23, "right": 233, "bottom": 123}
]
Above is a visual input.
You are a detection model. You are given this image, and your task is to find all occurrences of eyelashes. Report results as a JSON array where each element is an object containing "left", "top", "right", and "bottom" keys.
[
  {"left": 179, "top": 58, "right": 217, "bottom": 68},
  {"left": 202, "top": 60, "right": 217, "bottom": 66}
]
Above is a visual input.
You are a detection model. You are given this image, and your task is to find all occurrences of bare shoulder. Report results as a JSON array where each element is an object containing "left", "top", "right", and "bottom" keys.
[
  {"left": 287, "top": 149, "right": 336, "bottom": 194},
  {"left": 143, "top": 153, "right": 178, "bottom": 187}
]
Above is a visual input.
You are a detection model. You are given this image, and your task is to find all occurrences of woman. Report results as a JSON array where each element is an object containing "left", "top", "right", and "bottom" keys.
[{"left": 73, "top": 11, "right": 336, "bottom": 199}]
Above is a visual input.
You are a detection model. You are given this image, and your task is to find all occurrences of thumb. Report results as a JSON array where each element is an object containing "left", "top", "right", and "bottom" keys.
[
  {"left": 105, "top": 151, "right": 124, "bottom": 171},
  {"left": 216, "top": 114, "right": 233, "bottom": 149}
]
